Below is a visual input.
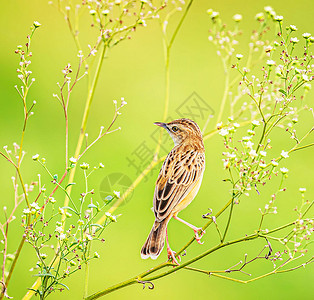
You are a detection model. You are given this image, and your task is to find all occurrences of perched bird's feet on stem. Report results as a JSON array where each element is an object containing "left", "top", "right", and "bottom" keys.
[
  {"left": 172, "top": 215, "right": 206, "bottom": 245},
  {"left": 193, "top": 227, "right": 205, "bottom": 245},
  {"left": 167, "top": 247, "right": 180, "bottom": 266}
]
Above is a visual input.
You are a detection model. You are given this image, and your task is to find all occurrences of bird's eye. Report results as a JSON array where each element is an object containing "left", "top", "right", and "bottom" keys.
[{"left": 172, "top": 126, "right": 179, "bottom": 132}]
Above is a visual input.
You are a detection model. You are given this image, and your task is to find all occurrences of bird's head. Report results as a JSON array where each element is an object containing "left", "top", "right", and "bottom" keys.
[{"left": 154, "top": 118, "right": 203, "bottom": 147}]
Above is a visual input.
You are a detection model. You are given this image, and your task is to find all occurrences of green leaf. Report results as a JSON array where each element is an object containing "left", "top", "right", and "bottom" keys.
[
  {"left": 279, "top": 89, "right": 287, "bottom": 96},
  {"left": 33, "top": 272, "right": 54, "bottom": 278},
  {"left": 56, "top": 282, "right": 69, "bottom": 290},
  {"left": 88, "top": 204, "right": 98, "bottom": 209},
  {"left": 62, "top": 206, "right": 79, "bottom": 215},
  {"left": 65, "top": 182, "right": 76, "bottom": 190}
]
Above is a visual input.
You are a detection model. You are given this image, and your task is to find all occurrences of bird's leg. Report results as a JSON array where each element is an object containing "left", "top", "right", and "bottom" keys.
[
  {"left": 173, "top": 215, "right": 205, "bottom": 245},
  {"left": 166, "top": 228, "right": 180, "bottom": 265}
]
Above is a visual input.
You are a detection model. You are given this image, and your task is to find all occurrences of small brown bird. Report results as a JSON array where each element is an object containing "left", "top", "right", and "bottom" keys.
[{"left": 141, "top": 118, "right": 205, "bottom": 264}]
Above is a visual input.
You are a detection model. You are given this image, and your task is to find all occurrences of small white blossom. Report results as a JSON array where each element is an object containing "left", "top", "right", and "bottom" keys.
[
  {"left": 249, "top": 150, "right": 258, "bottom": 158},
  {"left": 299, "top": 188, "right": 306, "bottom": 193},
  {"left": 252, "top": 120, "right": 260, "bottom": 126},
  {"left": 290, "top": 25, "right": 297, "bottom": 31},
  {"left": 80, "top": 162, "right": 89, "bottom": 170},
  {"left": 55, "top": 226, "right": 63, "bottom": 233},
  {"left": 233, "top": 14, "right": 242, "bottom": 22},
  {"left": 219, "top": 128, "right": 229, "bottom": 136},
  {"left": 113, "top": 190, "right": 120, "bottom": 198},
  {"left": 260, "top": 151, "right": 267, "bottom": 157},
  {"left": 23, "top": 208, "right": 31, "bottom": 214},
  {"left": 274, "top": 15, "right": 283, "bottom": 22},
  {"left": 59, "top": 233, "right": 66, "bottom": 240},
  {"left": 32, "top": 154, "right": 39, "bottom": 161},
  {"left": 281, "top": 150, "right": 289, "bottom": 158},
  {"left": 280, "top": 167, "right": 289, "bottom": 174},
  {"left": 290, "top": 37, "right": 299, "bottom": 44},
  {"left": 302, "top": 33, "right": 311, "bottom": 39},
  {"left": 30, "top": 202, "right": 40, "bottom": 210},
  {"left": 271, "top": 160, "right": 279, "bottom": 167},
  {"left": 236, "top": 54, "right": 243, "bottom": 60},
  {"left": 267, "top": 60, "right": 276, "bottom": 66},
  {"left": 69, "top": 157, "right": 77, "bottom": 163}
]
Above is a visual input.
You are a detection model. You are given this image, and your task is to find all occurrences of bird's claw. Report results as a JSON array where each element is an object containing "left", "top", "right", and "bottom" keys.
[
  {"left": 194, "top": 228, "right": 205, "bottom": 245},
  {"left": 167, "top": 249, "right": 180, "bottom": 266}
]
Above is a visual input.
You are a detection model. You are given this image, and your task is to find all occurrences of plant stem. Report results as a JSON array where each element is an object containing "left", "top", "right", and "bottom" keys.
[{"left": 63, "top": 43, "right": 107, "bottom": 212}]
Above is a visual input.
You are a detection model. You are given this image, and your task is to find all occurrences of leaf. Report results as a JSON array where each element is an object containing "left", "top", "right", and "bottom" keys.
[
  {"left": 33, "top": 272, "right": 54, "bottom": 278},
  {"left": 65, "top": 182, "right": 76, "bottom": 190},
  {"left": 90, "top": 224, "right": 104, "bottom": 229},
  {"left": 279, "top": 89, "right": 287, "bottom": 96},
  {"left": 56, "top": 282, "right": 69, "bottom": 290},
  {"left": 62, "top": 206, "right": 79, "bottom": 215},
  {"left": 88, "top": 204, "right": 98, "bottom": 209}
]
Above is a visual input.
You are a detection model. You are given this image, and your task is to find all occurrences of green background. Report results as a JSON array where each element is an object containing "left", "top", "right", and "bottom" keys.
[{"left": 0, "top": 0, "right": 313, "bottom": 299}]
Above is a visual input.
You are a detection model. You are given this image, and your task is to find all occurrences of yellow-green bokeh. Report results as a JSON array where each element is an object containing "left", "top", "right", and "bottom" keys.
[{"left": 0, "top": 0, "right": 313, "bottom": 299}]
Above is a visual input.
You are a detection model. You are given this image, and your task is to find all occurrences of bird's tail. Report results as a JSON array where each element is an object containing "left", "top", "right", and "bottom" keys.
[{"left": 141, "top": 219, "right": 169, "bottom": 260}]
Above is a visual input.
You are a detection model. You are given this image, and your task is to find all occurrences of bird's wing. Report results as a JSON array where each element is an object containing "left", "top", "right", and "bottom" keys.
[{"left": 153, "top": 146, "right": 205, "bottom": 222}]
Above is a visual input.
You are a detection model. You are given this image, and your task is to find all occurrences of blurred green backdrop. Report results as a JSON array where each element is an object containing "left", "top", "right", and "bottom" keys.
[{"left": 0, "top": 0, "right": 313, "bottom": 299}]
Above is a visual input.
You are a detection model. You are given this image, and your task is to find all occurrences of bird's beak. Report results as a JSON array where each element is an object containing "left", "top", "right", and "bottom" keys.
[{"left": 154, "top": 122, "right": 168, "bottom": 129}]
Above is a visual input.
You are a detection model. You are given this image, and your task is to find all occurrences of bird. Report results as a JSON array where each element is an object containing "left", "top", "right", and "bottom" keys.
[{"left": 141, "top": 118, "right": 205, "bottom": 265}]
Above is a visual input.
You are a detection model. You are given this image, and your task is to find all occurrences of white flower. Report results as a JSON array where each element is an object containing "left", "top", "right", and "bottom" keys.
[
  {"left": 280, "top": 167, "right": 289, "bottom": 174},
  {"left": 242, "top": 136, "right": 252, "bottom": 141},
  {"left": 259, "top": 163, "right": 267, "bottom": 168},
  {"left": 252, "top": 120, "right": 260, "bottom": 126},
  {"left": 299, "top": 188, "right": 306, "bottom": 193},
  {"left": 245, "top": 141, "right": 254, "bottom": 148},
  {"left": 233, "top": 14, "right": 242, "bottom": 22},
  {"left": 113, "top": 190, "right": 120, "bottom": 198},
  {"left": 99, "top": 163, "right": 105, "bottom": 168},
  {"left": 271, "top": 160, "right": 279, "bottom": 167},
  {"left": 255, "top": 13, "right": 264, "bottom": 21},
  {"left": 23, "top": 208, "right": 31, "bottom": 214},
  {"left": 102, "top": 9, "right": 110, "bottom": 15},
  {"left": 59, "top": 233, "right": 66, "bottom": 240},
  {"left": 290, "top": 25, "right": 297, "bottom": 31},
  {"left": 55, "top": 226, "right": 63, "bottom": 233},
  {"left": 264, "top": 6, "right": 273, "bottom": 12},
  {"left": 33, "top": 21, "right": 41, "bottom": 28},
  {"left": 290, "top": 37, "right": 299, "bottom": 44},
  {"left": 249, "top": 150, "right": 258, "bottom": 158},
  {"left": 247, "top": 129, "right": 255, "bottom": 135},
  {"left": 89, "top": 9, "right": 96, "bottom": 15},
  {"left": 233, "top": 122, "right": 240, "bottom": 128},
  {"left": 274, "top": 15, "right": 283, "bottom": 22},
  {"left": 94, "top": 252, "right": 100, "bottom": 258},
  {"left": 80, "top": 162, "right": 89, "bottom": 170},
  {"left": 30, "top": 202, "right": 40, "bottom": 210},
  {"left": 302, "top": 33, "right": 311, "bottom": 39},
  {"left": 69, "top": 157, "right": 77, "bottom": 163},
  {"left": 219, "top": 129, "right": 229, "bottom": 137},
  {"left": 105, "top": 212, "right": 117, "bottom": 222},
  {"left": 281, "top": 151, "right": 289, "bottom": 158},
  {"left": 302, "top": 74, "right": 310, "bottom": 82},
  {"left": 49, "top": 197, "right": 56, "bottom": 204},
  {"left": 32, "top": 154, "right": 39, "bottom": 161},
  {"left": 236, "top": 54, "right": 243, "bottom": 60},
  {"left": 260, "top": 151, "right": 267, "bottom": 157},
  {"left": 266, "top": 60, "right": 276, "bottom": 66}
]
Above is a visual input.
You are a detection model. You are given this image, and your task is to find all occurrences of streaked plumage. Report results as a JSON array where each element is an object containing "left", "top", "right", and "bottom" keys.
[{"left": 141, "top": 118, "right": 205, "bottom": 263}]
